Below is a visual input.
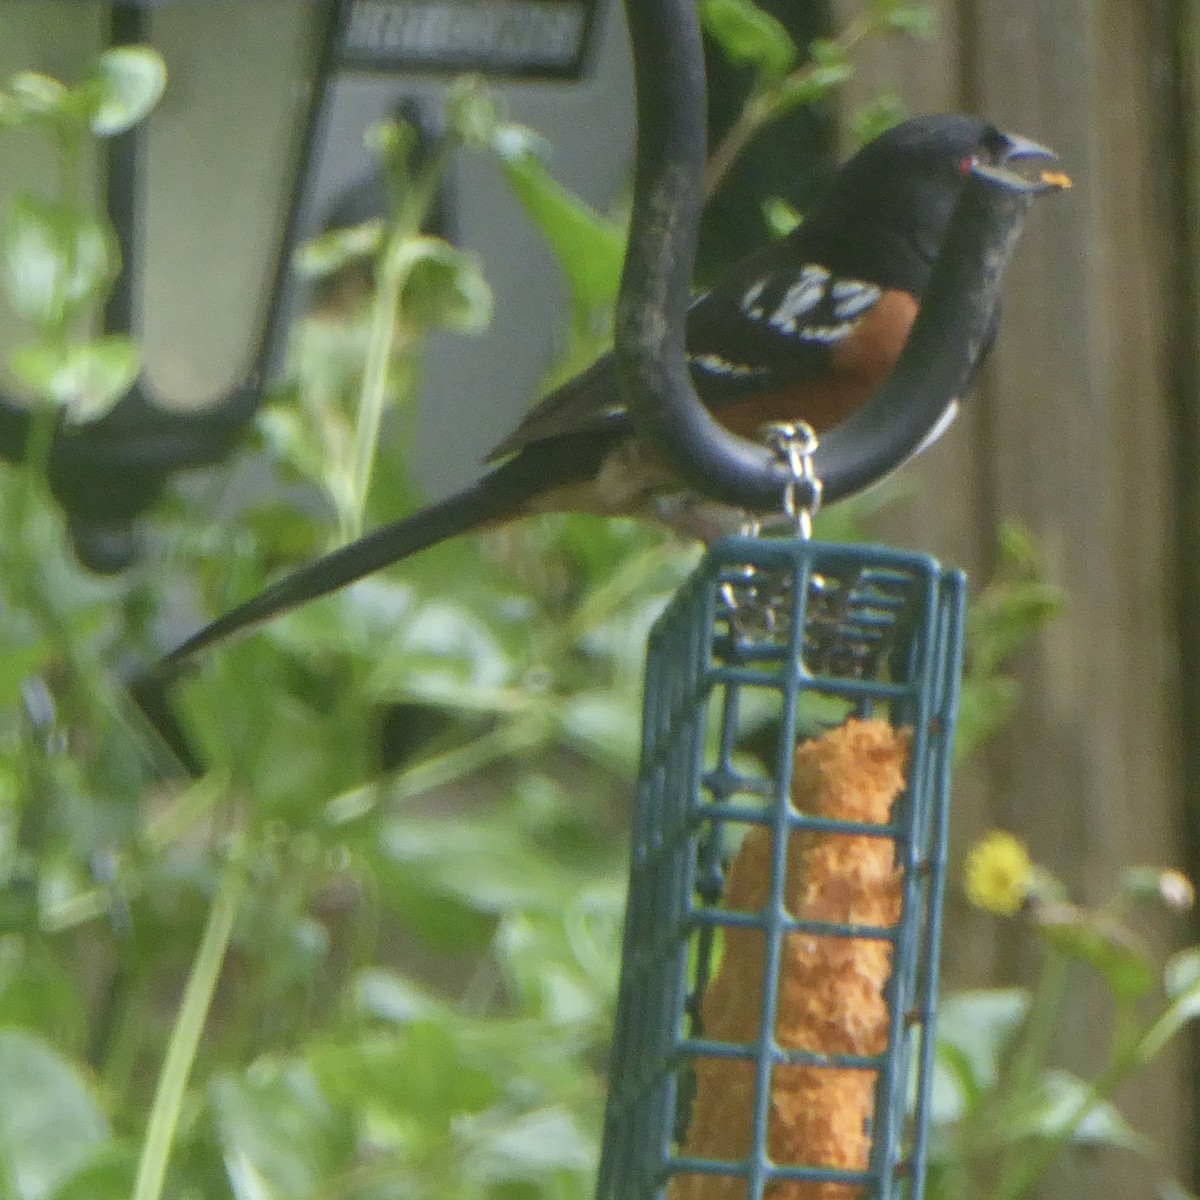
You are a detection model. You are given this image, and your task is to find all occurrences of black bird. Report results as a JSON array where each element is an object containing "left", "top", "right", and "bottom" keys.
[{"left": 160, "top": 114, "right": 1067, "bottom": 671}]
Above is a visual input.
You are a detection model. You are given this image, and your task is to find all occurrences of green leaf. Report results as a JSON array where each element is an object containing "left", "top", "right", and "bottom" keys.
[
  {"left": 928, "top": 1038, "right": 976, "bottom": 1124},
  {"left": 9, "top": 337, "right": 140, "bottom": 422},
  {"left": 381, "top": 817, "right": 570, "bottom": 917},
  {"left": 367, "top": 599, "right": 514, "bottom": 705},
  {"left": 45, "top": 1144, "right": 137, "bottom": 1200},
  {"left": 295, "top": 219, "right": 383, "bottom": 279},
  {"left": 87, "top": 47, "right": 166, "bottom": 136},
  {"left": 969, "top": 579, "right": 1063, "bottom": 675},
  {"left": 391, "top": 237, "right": 493, "bottom": 334},
  {"left": 380, "top": 868, "right": 497, "bottom": 952},
  {"left": 761, "top": 196, "right": 803, "bottom": 237},
  {"left": 869, "top": 0, "right": 937, "bottom": 38},
  {"left": 808, "top": 37, "right": 847, "bottom": 66},
  {"left": 0, "top": 943, "right": 88, "bottom": 1050},
  {"left": 492, "top": 126, "right": 626, "bottom": 316},
  {"left": 465, "top": 1106, "right": 595, "bottom": 1184},
  {"left": 4, "top": 195, "right": 117, "bottom": 329},
  {"left": 773, "top": 63, "right": 852, "bottom": 114},
  {"left": 210, "top": 1064, "right": 346, "bottom": 1200},
  {"left": 701, "top": 0, "right": 797, "bottom": 83},
  {"left": 557, "top": 691, "right": 641, "bottom": 777},
  {"left": 257, "top": 404, "right": 336, "bottom": 497},
  {"left": 852, "top": 94, "right": 906, "bottom": 147},
  {"left": 1165, "top": 946, "right": 1200, "bottom": 1003},
  {"left": 364, "top": 116, "right": 416, "bottom": 165},
  {"left": 310, "top": 1022, "right": 500, "bottom": 1124},
  {"left": 933, "top": 988, "right": 1030, "bottom": 1107},
  {"left": 363, "top": 116, "right": 419, "bottom": 204},
  {"left": 955, "top": 522, "right": 1063, "bottom": 759},
  {"left": 497, "top": 912, "right": 613, "bottom": 1028},
  {"left": 1035, "top": 903, "right": 1155, "bottom": 999},
  {"left": 0, "top": 638, "right": 56, "bottom": 710},
  {"left": 446, "top": 76, "right": 503, "bottom": 150},
  {"left": 1008, "top": 1069, "right": 1151, "bottom": 1153},
  {"left": 1136, "top": 948, "right": 1200, "bottom": 1061},
  {"left": 7, "top": 73, "right": 68, "bottom": 121},
  {"left": 0, "top": 1029, "right": 110, "bottom": 1200},
  {"left": 353, "top": 969, "right": 445, "bottom": 1024}
]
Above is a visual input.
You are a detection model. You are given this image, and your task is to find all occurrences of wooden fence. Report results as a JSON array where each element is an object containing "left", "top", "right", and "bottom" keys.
[{"left": 840, "top": 0, "right": 1197, "bottom": 1194}]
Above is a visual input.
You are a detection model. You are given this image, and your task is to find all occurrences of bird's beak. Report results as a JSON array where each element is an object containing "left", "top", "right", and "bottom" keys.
[
  {"left": 974, "top": 131, "right": 1072, "bottom": 194},
  {"left": 998, "top": 132, "right": 1057, "bottom": 166}
]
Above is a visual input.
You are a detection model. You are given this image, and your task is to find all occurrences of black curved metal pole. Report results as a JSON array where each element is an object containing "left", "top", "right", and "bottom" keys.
[
  {"left": 614, "top": 0, "right": 1055, "bottom": 511},
  {"left": 615, "top": 0, "right": 790, "bottom": 513}
]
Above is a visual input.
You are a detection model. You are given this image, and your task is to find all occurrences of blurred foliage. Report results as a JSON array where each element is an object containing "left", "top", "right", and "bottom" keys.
[
  {"left": 0, "top": 11, "right": 1093, "bottom": 1200},
  {"left": 700, "top": 0, "right": 934, "bottom": 197},
  {"left": 1, "top": 47, "right": 163, "bottom": 426},
  {"left": 931, "top": 841, "right": 1200, "bottom": 1200},
  {"left": 956, "top": 521, "right": 1064, "bottom": 761}
]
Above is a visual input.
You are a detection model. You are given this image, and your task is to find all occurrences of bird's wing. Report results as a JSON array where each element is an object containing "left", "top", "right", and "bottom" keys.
[
  {"left": 485, "top": 353, "right": 624, "bottom": 462},
  {"left": 683, "top": 263, "right": 885, "bottom": 399},
  {"left": 485, "top": 263, "right": 890, "bottom": 462}
]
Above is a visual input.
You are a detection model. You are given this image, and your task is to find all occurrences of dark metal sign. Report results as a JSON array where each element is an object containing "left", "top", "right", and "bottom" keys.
[{"left": 341, "top": 0, "right": 598, "bottom": 78}]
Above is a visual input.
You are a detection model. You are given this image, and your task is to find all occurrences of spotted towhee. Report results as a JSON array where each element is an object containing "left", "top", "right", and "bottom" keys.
[{"left": 162, "top": 113, "right": 1068, "bottom": 667}]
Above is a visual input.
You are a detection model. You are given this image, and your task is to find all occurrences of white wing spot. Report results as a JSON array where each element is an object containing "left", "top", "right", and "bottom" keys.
[
  {"left": 831, "top": 279, "right": 881, "bottom": 321},
  {"left": 741, "top": 279, "right": 767, "bottom": 319},
  {"left": 688, "top": 353, "right": 770, "bottom": 378},
  {"left": 798, "top": 321, "right": 854, "bottom": 344},
  {"left": 767, "top": 265, "right": 830, "bottom": 334}
]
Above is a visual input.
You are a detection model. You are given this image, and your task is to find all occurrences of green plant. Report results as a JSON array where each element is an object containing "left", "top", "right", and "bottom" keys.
[
  {"left": 955, "top": 520, "right": 1064, "bottom": 760},
  {"left": 928, "top": 835, "right": 1200, "bottom": 1200},
  {"left": 700, "top": 0, "right": 934, "bottom": 196},
  {"left": 2, "top": 47, "right": 164, "bottom": 430},
  {"left": 0, "top": 52, "right": 681, "bottom": 1200}
]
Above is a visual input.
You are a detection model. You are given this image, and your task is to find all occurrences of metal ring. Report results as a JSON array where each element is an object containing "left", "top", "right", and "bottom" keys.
[{"left": 761, "top": 422, "right": 823, "bottom": 539}]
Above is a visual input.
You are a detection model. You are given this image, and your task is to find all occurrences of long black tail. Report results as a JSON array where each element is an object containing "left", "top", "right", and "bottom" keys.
[
  {"left": 131, "top": 458, "right": 546, "bottom": 774},
  {"left": 163, "top": 454, "right": 550, "bottom": 670},
  {"left": 132, "top": 432, "right": 617, "bottom": 772}
]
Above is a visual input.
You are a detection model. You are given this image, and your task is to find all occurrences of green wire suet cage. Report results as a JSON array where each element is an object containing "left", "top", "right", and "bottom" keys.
[{"left": 597, "top": 535, "right": 966, "bottom": 1200}]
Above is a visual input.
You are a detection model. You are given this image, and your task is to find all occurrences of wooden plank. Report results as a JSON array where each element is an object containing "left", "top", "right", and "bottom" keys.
[
  {"left": 964, "top": 2, "right": 1186, "bottom": 1191},
  {"left": 836, "top": 0, "right": 1011, "bottom": 991},
  {"left": 840, "top": 0, "right": 1192, "bottom": 1191}
]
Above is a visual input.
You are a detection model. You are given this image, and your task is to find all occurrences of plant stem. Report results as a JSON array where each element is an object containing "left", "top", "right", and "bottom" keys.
[
  {"left": 23, "top": 402, "right": 58, "bottom": 484},
  {"left": 565, "top": 542, "right": 687, "bottom": 638},
  {"left": 988, "top": 1054, "right": 1124, "bottom": 1200},
  {"left": 345, "top": 246, "right": 404, "bottom": 541},
  {"left": 343, "top": 135, "right": 458, "bottom": 541},
  {"left": 387, "top": 719, "right": 542, "bottom": 804},
  {"left": 987, "top": 988, "right": 1193, "bottom": 1200},
  {"left": 1010, "top": 949, "right": 1069, "bottom": 1103},
  {"left": 143, "top": 770, "right": 233, "bottom": 854},
  {"left": 986, "top": 950, "right": 1068, "bottom": 1194},
  {"left": 131, "top": 856, "right": 245, "bottom": 1200},
  {"left": 705, "top": 91, "right": 775, "bottom": 199},
  {"left": 704, "top": 16, "right": 874, "bottom": 200},
  {"left": 325, "top": 719, "right": 543, "bottom": 827}
]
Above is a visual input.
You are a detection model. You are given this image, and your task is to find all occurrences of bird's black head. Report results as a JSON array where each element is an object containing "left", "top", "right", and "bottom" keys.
[{"left": 800, "top": 114, "right": 1060, "bottom": 291}]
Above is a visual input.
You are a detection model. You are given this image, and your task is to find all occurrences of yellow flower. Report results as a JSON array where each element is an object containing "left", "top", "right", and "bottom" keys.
[{"left": 964, "top": 831, "right": 1032, "bottom": 916}]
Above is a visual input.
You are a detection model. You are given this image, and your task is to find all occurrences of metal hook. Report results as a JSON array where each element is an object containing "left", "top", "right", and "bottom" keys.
[{"left": 761, "top": 421, "right": 822, "bottom": 539}]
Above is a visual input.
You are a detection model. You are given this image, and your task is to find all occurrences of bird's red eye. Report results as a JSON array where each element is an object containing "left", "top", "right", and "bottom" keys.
[{"left": 959, "top": 155, "right": 976, "bottom": 175}]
